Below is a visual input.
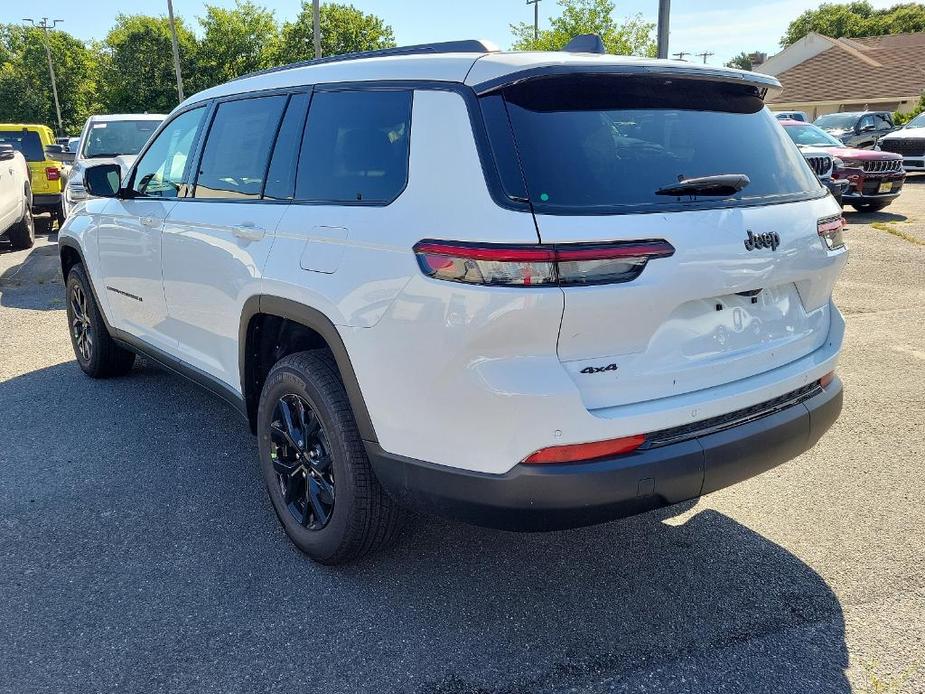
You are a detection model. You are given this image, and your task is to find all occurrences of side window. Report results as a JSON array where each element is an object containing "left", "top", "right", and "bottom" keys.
[
  {"left": 194, "top": 95, "right": 287, "bottom": 200},
  {"left": 296, "top": 90, "right": 412, "bottom": 204},
  {"left": 131, "top": 107, "right": 206, "bottom": 198},
  {"left": 264, "top": 93, "right": 310, "bottom": 201},
  {"left": 875, "top": 114, "right": 892, "bottom": 130},
  {"left": 858, "top": 115, "right": 874, "bottom": 131}
]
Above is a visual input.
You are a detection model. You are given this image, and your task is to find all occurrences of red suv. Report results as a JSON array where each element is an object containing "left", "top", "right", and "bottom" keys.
[{"left": 780, "top": 119, "right": 905, "bottom": 212}]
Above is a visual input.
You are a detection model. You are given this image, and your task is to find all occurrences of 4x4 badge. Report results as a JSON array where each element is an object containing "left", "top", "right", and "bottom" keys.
[
  {"left": 744, "top": 230, "right": 780, "bottom": 252},
  {"left": 580, "top": 363, "right": 618, "bottom": 375}
]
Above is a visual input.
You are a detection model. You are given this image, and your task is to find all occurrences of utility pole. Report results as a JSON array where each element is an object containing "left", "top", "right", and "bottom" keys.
[
  {"left": 656, "top": 0, "right": 670, "bottom": 59},
  {"left": 672, "top": 51, "right": 690, "bottom": 61},
  {"left": 166, "top": 0, "right": 184, "bottom": 102},
  {"left": 313, "top": 0, "right": 321, "bottom": 59},
  {"left": 695, "top": 51, "right": 714, "bottom": 64},
  {"left": 526, "top": 0, "right": 541, "bottom": 42},
  {"left": 23, "top": 18, "right": 63, "bottom": 134}
]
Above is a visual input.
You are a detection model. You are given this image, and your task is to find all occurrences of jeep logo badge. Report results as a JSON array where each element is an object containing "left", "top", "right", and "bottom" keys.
[{"left": 744, "top": 230, "right": 780, "bottom": 252}]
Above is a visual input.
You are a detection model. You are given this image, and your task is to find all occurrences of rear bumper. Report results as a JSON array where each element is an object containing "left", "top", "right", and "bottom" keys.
[
  {"left": 32, "top": 193, "right": 62, "bottom": 209},
  {"left": 368, "top": 377, "right": 842, "bottom": 531}
]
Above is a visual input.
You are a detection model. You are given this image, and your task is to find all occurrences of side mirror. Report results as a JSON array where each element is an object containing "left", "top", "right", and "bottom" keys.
[
  {"left": 858, "top": 123, "right": 875, "bottom": 133},
  {"left": 0, "top": 144, "right": 15, "bottom": 161},
  {"left": 84, "top": 163, "right": 122, "bottom": 198}
]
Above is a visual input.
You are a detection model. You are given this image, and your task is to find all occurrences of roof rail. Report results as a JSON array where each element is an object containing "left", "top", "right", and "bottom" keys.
[{"left": 233, "top": 39, "right": 499, "bottom": 82}]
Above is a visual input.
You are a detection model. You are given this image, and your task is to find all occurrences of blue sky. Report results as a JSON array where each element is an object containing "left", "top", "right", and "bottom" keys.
[{"left": 5, "top": 0, "right": 900, "bottom": 67}]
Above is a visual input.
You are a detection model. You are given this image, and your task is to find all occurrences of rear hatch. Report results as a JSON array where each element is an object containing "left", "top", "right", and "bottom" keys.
[{"left": 489, "top": 73, "right": 842, "bottom": 411}]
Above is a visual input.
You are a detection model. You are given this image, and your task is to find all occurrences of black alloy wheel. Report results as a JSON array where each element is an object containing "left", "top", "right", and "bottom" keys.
[
  {"left": 70, "top": 281, "right": 93, "bottom": 363},
  {"left": 269, "top": 393, "right": 336, "bottom": 530}
]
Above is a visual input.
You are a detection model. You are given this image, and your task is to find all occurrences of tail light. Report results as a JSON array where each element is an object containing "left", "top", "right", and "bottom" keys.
[
  {"left": 413, "top": 239, "right": 675, "bottom": 287},
  {"left": 817, "top": 215, "right": 845, "bottom": 250},
  {"left": 523, "top": 434, "right": 646, "bottom": 464},
  {"left": 45, "top": 166, "right": 61, "bottom": 181}
]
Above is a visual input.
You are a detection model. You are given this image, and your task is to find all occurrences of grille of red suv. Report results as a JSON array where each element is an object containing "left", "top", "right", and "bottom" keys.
[
  {"left": 861, "top": 159, "right": 903, "bottom": 173},
  {"left": 879, "top": 139, "right": 925, "bottom": 157},
  {"left": 642, "top": 383, "right": 823, "bottom": 449}
]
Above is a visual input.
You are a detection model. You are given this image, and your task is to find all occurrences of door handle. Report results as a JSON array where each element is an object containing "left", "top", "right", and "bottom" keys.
[
  {"left": 140, "top": 216, "right": 160, "bottom": 228},
  {"left": 232, "top": 223, "right": 266, "bottom": 241}
]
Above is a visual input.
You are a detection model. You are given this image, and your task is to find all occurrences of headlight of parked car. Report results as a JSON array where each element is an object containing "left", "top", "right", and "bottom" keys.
[{"left": 67, "top": 180, "right": 88, "bottom": 202}]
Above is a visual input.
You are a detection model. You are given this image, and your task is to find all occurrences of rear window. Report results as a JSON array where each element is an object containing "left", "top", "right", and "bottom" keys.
[
  {"left": 81, "top": 120, "right": 161, "bottom": 159},
  {"left": 494, "top": 75, "right": 821, "bottom": 214},
  {"left": 296, "top": 90, "right": 412, "bottom": 204},
  {"left": 0, "top": 130, "right": 44, "bottom": 161}
]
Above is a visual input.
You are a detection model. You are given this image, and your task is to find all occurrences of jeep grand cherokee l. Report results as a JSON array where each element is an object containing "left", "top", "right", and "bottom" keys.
[{"left": 59, "top": 39, "right": 846, "bottom": 564}]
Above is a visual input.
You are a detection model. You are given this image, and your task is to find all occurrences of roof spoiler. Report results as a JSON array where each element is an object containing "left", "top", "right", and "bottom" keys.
[
  {"left": 562, "top": 34, "right": 606, "bottom": 54},
  {"left": 473, "top": 64, "right": 782, "bottom": 99}
]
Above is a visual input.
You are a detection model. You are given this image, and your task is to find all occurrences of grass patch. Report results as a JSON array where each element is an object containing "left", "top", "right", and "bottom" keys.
[{"left": 870, "top": 222, "right": 925, "bottom": 246}]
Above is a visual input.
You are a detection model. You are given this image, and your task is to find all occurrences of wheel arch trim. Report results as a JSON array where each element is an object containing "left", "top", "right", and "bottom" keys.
[{"left": 239, "top": 295, "right": 378, "bottom": 443}]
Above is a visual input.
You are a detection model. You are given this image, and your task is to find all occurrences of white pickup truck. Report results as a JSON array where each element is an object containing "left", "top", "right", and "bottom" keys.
[{"left": 0, "top": 143, "right": 34, "bottom": 249}]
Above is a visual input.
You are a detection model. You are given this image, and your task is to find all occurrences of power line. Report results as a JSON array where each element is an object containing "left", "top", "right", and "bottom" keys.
[
  {"left": 695, "top": 51, "right": 715, "bottom": 64},
  {"left": 672, "top": 51, "right": 690, "bottom": 61},
  {"left": 22, "top": 17, "right": 63, "bottom": 134}
]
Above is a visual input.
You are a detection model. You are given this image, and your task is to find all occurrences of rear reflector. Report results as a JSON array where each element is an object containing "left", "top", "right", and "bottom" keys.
[
  {"left": 45, "top": 166, "right": 61, "bottom": 181},
  {"left": 522, "top": 434, "right": 646, "bottom": 464},
  {"left": 817, "top": 215, "right": 845, "bottom": 250},
  {"left": 413, "top": 239, "right": 674, "bottom": 287},
  {"left": 819, "top": 371, "right": 835, "bottom": 388}
]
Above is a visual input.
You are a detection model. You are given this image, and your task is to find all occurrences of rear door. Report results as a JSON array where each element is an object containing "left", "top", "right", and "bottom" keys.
[
  {"left": 494, "top": 74, "right": 845, "bottom": 411},
  {"left": 161, "top": 93, "right": 294, "bottom": 390}
]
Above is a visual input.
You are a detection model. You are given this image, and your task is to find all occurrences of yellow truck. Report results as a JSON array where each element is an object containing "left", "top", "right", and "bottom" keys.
[{"left": 0, "top": 123, "right": 66, "bottom": 226}]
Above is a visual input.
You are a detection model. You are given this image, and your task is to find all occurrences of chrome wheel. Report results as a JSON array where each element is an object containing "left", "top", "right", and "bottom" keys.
[
  {"left": 270, "top": 394, "right": 335, "bottom": 530},
  {"left": 70, "top": 283, "right": 92, "bottom": 362}
]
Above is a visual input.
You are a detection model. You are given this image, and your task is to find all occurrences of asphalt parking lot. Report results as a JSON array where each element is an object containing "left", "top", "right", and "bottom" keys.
[{"left": 1, "top": 180, "right": 924, "bottom": 694}]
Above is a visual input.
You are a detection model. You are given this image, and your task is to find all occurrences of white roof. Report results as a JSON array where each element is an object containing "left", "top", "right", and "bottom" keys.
[{"left": 179, "top": 50, "right": 778, "bottom": 109}]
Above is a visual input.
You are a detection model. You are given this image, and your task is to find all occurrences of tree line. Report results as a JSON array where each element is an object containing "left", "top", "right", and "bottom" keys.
[{"left": 0, "top": 1, "right": 396, "bottom": 134}]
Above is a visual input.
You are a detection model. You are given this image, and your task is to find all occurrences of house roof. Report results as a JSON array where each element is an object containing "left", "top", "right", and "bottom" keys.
[{"left": 767, "top": 32, "right": 925, "bottom": 104}]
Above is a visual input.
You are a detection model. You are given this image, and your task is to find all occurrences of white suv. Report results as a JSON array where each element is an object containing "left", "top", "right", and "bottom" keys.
[{"left": 59, "top": 39, "right": 847, "bottom": 564}]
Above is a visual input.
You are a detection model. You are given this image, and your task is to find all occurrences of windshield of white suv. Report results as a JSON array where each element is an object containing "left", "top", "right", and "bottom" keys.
[
  {"left": 905, "top": 113, "right": 925, "bottom": 128},
  {"left": 814, "top": 113, "right": 859, "bottom": 130},
  {"left": 783, "top": 123, "right": 843, "bottom": 148},
  {"left": 81, "top": 120, "right": 161, "bottom": 159},
  {"left": 495, "top": 74, "right": 820, "bottom": 213}
]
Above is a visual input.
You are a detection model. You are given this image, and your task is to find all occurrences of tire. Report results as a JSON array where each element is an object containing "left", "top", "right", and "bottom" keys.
[
  {"left": 65, "top": 264, "right": 136, "bottom": 378},
  {"left": 7, "top": 202, "right": 34, "bottom": 250},
  {"left": 850, "top": 201, "right": 891, "bottom": 212},
  {"left": 258, "top": 350, "right": 405, "bottom": 564}
]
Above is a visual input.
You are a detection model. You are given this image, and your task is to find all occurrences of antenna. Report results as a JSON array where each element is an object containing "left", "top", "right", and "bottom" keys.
[
  {"left": 695, "top": 51, "right": 715, "bottom": 64},
  {"left": 672, "top": 51, "right": 690, "bottom": 61}
]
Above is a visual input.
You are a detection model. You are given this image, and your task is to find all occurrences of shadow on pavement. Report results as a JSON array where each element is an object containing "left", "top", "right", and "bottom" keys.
[
  {"left": 0, "top": 360, "right": 849, "bottom": 694},
  {"left": 0, "top": 235, "right": 63, "bottom": 311}
]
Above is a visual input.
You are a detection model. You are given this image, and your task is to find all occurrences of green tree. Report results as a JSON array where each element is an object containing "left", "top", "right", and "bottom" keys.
[
  {"left": 781, "top": 1, "right": 925, "bottom": 46},
  {"left": 271, "top": 2, "right": 396, "bottom": 64},
  {"left": 725, "top": 51, "right": 753, "bottom": 71},
  {"left": 98, "top": 14, "right": 197, "bottom": 114},
  {"left": 510, "top": 0, "right": 655, "bottom": 56},
  {"left": 196, "top": 1, "right": 278, "bottom": 90},
  {"left": 0, "top": 25, "right": 99, "bottom": 134}
]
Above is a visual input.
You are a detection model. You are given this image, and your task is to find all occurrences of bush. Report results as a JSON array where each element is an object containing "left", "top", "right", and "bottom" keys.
[{"left": 894, "top": 92, "right": 925, "bottom": 125}]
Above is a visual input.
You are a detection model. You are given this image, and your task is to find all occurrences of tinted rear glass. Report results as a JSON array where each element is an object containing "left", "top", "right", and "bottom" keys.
[
  {"left": 497, "top": 75, "right": 821, "bottom": 213},
  {"left": 296, "top": 90, "right": 411, "bottom": 204},
  {"left": 814, "top": 113, "right": 858, "bottom": 129},
  {"left": 0, "top": 130, "right": 44, "bottom": 161}
]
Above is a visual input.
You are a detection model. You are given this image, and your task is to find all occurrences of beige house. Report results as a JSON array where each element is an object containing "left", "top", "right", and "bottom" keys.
[{"left": 755, "top": 32, "right": 925, "bottom": 119}]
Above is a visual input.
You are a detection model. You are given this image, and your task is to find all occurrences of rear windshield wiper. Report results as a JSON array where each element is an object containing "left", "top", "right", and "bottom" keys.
[{"left": 655, "top": 174, "right": 750, "bottom": 197}]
